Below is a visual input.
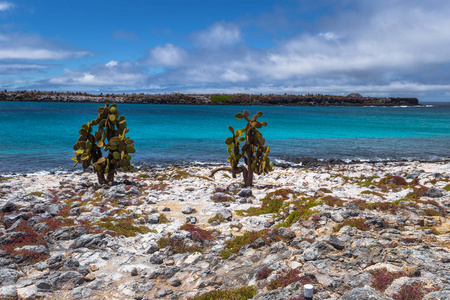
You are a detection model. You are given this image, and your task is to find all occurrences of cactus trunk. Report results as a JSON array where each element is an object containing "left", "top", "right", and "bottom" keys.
[
  {"left": 243, "top": 166, "right": 254, "bottom": 187},
  {"left": 97, "top": 172, "right": 107, "bottom": 185},
  {"left": 107, "top": 169, "right": 115, "bottom": 182}
]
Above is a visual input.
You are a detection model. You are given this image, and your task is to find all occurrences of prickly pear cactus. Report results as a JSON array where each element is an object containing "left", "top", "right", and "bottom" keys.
[
  {"left": 225, "top": 110, "right": 273, "bottom": 186},
  {"left": 72, "top": 103, "right": 135, "bottom": 184}
]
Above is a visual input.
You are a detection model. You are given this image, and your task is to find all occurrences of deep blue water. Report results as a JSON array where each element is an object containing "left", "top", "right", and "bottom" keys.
[{"left": 1, "top": 101, "right": 450, "bottom": 174}]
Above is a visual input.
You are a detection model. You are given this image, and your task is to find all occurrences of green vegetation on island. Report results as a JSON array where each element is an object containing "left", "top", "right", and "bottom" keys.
[{"left": 0, "top": 90, "right": 420, "bottom": 106}]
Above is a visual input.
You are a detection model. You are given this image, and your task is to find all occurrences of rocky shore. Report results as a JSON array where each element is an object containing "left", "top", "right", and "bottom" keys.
[
  {"left": 0, "top": 91, "right": 420, "bottom": 106},
  {"left": 1, "top": 161, "right": 450, "bottom": 299}
]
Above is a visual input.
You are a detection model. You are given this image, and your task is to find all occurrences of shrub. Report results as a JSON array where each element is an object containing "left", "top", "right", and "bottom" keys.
[
  {"left": 393, "top": 282, "right": 439, "bottom": 300},
  {"left": 96, "top": 217, "right": 151, "bottom": 237},
  {"left": 158, "top": 214, "right": 170, "bottom": 224},
  {"left": 318, "top": 187, "right": 332, "bottom": 194},
  {"left": 370, "top": 268, "right": 405, "bottom": 292},
  {"left": 189, "top": 285, "right": 256, "bottom": 300},
  {"left": 380, "top": 175, "right": 408, "bottom": 186},
  {"left": 322, "top": 196, "right": 344, "bottom": 207},
  {"left": 405, "top": 186, "right": 429, "bottom": 201},
  {"left": 210, "top": 94, "right": 232, "bottom": 103},
  {"left": 1, "top": 220, "right": 49, "bottom": 263},
  {"left": 208, "top": 213, "right": 227, "bottom": 224},
  {"left": 236, "top": 189, "right": 297, "bottom": 217},
  {"left": 360, "top": 190, "right": 386, "bottom": 199},
  {"left": 211, "top": 193, "right": 235, "bottom": 203},
  {"left": 332, "top": 218, "right": 370, "bottom": 233},
  {"left": 277, "top": 197, "right": 321, "bottom": 228},
  {"left": 157, "top": 236, "right": 202, "bottom": 254},
  {"left": 267, "top": 269, "right": 313, "bottom": 290},
  {"left": 417, "top": 226, "right": 440, "bottom": 235},
  {"left": 72, "top": 103, "right": 135, "bottom": 184},
  {"left": 179, "top": 224, "right": 215, "bottom": 243},
  {"left": 351, "top": 199, "right": 398, "bottom": 214},
  {"left": 256, "top": 266, "right": 273, "bottom": 280},
  {"left": 220, "top": 229, "right": 289, "bottom": 259}
]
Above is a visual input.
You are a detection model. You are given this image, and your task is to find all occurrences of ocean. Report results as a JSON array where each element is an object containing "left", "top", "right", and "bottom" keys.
[{"left": 1, "top": 101, "right": 450, "bottom": 175}]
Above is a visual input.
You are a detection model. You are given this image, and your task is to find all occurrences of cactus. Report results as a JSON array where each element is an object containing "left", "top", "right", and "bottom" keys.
[
  {"left": 223, "top": 110, "right": 273, "bottom": 186},
  {"left": 72, "top": 103, "right": 135, "bottom": 184}
]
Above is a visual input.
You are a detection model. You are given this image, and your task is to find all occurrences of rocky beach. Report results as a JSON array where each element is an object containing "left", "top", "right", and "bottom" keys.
[{"left": 1, "top": 161, "right": 450, "bottom": 299}]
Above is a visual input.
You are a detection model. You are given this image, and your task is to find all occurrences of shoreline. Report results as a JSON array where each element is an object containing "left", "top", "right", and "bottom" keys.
[
  {"left": 0, "top": 92, "right": 420, "bottom": 106},
  {"left": 3, "top": 157, "right": 450, "bottom": 178}
]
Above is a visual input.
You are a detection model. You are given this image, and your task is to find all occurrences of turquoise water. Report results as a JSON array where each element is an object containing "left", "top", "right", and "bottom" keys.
[{"left": 1, "top": 101, "right": 450, "bottom": 174}]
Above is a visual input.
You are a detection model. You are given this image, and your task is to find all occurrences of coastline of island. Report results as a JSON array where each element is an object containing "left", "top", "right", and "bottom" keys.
[{"left": 0, "top": 91, "right": 420, "bottom": 106}]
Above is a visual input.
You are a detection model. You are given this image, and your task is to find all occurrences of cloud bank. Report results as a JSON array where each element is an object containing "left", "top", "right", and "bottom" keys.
[{"left": 5, "top": 0, "right": 450, "bottom": 100}]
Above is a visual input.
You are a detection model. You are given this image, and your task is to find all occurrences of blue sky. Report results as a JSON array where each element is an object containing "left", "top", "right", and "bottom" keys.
[{"left": 1, "top": 0, "right": 450, "bottom": 100}]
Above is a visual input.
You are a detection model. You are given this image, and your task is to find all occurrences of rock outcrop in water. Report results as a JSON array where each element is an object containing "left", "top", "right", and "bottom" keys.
[{"left": 0, "top": 91, "right": 420, "bottom": 106}]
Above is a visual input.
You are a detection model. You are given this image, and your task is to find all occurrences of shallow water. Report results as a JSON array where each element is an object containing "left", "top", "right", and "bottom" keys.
[{"left": 1, "top": 101, "right": 450, "bottom": 174}]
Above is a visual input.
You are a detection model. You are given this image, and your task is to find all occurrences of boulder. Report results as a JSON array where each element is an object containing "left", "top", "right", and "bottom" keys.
[
  {"left": 182, "top": 205, "right": 193, "bottom": 214},
  {"left": 339, "top": 286, "right": 393, "bottom": 300},
  {"left": 70, "top": 233, "right": 106, "bottom": 249},
  {"left": 0, "top": 268, "right": 19, "bottom": 285},
  {"left": 0, "top": 285, "right": 17, "bottom": 299},
  {"left": 0, "top": 202, "right": 16, "bottom": 213},
  {"left": 426, "top": 188, "right": 444, "bottom": 198},
  {"left": 329, "top": 235, "right": 345, "bottom": 250},
  {"left": 147, "top": 213, "right": 160, "bottom": 224},
  {"left": 49, "top": 226, "right": 86, "bottom": 241},
  {"left": 217, "top": 209, "right": 232, "bottom": 221},
  {"left": 238, "top": 189, "right": 253, "bottom": 197},
  {"left": 49, "top": 271, "right": 84, "bottom": 290}
]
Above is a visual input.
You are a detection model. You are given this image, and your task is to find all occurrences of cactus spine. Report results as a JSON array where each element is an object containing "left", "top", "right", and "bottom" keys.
[
  {"left": 225, "top": 110, "right": 273, "bottom": 186},
  {"left": 72, "top": 103, "right": 135, "bottom": 184}
]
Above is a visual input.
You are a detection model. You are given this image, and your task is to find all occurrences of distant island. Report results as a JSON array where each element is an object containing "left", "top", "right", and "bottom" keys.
[{"left": 0, "top": 91, "right": 420, "bottom": 106}]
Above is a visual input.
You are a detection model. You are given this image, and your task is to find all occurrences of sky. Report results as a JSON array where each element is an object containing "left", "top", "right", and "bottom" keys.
[{"left": 1, "top": 0, "right": 450, "bottom": 100}]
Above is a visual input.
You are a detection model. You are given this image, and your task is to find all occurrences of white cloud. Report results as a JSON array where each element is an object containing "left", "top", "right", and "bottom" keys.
[
  {"left": 221, "top": 69, "right": 248, "bottom": 82},
  {"left": 146, "top": 44, "right": 186, "bottom": 67},
  {"left": 0, "top": 63, "right": 51, "bottom": 74},
  {"left": 105, "top": 60, "right": 118, "bottom": 67},
  {"left": 48, "top": 61, "right": 147, "bottom": 87},
  {"left": 0, "top": 2, "right": 13, "bottom": 11},
  {"left": 193, "top": 22, "right": 241, "bottom": 48},
  {"left": 0, "top": 47, "right": 90, "bottom": 60},
  {"left": 319, "top": 32, "right": 339, "bottom": 42},
  {"left": 0, "top": 32, "right": 92, "bottom": 61}
]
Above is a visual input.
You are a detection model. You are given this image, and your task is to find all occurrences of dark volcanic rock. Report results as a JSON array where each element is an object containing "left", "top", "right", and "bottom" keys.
[
  {"left": 49, "top": 271, "right": 84, "bottom": 290},
  {"left": 49, "top": 226, "right": 86, "bottom": 241},
  {"left": 70, "top": 233, "right": 106, "bottom": 249},
  {"left": 0, "top": 268, "right": 19, "bottom": 285},
  {"left": 47, "top": 253, "right": 65, "bottom": 270},
  {"left": 0, "top": 202, "right": 17, "bottom": 213},
  {"left": 426, "top": 188, "right": 444, "bottom": 198},
  {"left": 339, "top": 286, "right": 393, "bottom": 300},
  {"left": 329, "top": 235, "right": 345, "bottom": 250},
  {"left": 238, "top": 189, "right": 253, "bottom": 197}
]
